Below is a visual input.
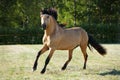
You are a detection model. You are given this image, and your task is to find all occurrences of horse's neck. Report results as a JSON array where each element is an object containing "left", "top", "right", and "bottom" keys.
[
  {"left": 52, "top": 20, "right": 64, "bottom": 34},
  {"left": 51, "top": 18, "right": 64, "bottom": 32},
  {"left": 45, "top": 18, "right": 58, "bottom": 36},
  {"left": 45, "top": 17, "right": 64, "bottom": 36}
]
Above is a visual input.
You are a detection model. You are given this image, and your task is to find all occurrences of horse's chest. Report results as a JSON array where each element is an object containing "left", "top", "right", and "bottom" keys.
[{"left": 44, "top": 36, "right": 59, "bottom": 48}]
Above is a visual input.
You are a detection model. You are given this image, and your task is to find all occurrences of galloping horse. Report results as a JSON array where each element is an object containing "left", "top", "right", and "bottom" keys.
[{"left": 33, "top": 9, "right": 106, "bottom": 74}]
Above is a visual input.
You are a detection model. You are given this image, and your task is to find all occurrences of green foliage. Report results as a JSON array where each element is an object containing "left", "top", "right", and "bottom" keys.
[
  {"left": 0, "top": 0, "right": 120, "bottom": 44},
  {"left": 82, "top": 23, "right": 120, "bottom": 43}
]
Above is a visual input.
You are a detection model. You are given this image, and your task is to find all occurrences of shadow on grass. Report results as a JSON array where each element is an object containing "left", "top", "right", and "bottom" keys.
[{"left": 99, "top": 69, "right": 120, "bottom": 76}]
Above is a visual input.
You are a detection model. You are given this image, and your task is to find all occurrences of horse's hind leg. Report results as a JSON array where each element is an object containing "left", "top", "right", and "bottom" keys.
[
  {"left": 80, "top": 44, "right": 88, "bottom": 69},
  {"left": 33, "top": 45, "right": 49, "bottom": 71},
  {"left": 62, "top": 49, "right": 73, "bottom": 70}
]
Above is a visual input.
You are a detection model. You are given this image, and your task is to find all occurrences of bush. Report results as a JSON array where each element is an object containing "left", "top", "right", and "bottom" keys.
[
  {"left": 81, "top": 23, "right": 120, "bottom": 43},
  {"left": 0, "top": 23, "right": 120, "bottom": 44},
  {"left": 0, "top": 26, "right": 44, "bottom": 44}
]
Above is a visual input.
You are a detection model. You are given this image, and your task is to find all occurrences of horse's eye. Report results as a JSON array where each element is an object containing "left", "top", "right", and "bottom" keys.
[{"left": 47, "top": 16, "right": 49, "bottom": 18}]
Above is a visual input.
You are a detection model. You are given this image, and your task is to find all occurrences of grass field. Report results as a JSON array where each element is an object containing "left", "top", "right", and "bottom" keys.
[{"left": 0, "top": 44, "right": 120, "bottom": 80}]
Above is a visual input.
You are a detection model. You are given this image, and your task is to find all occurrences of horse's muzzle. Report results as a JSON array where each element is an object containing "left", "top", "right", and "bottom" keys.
[{"left": 41, "top": 23, "right": 46, "bottom": 30}]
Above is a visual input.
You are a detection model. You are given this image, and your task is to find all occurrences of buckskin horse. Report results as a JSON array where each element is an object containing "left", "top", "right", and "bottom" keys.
[{"left": 33, "top": 8, "right": 106, "bottom": 74}]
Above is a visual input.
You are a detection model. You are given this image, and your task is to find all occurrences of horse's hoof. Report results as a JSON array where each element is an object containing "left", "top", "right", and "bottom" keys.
[
  {"left": 61, "top": 66, "right": 66, "bottom": 70},
  {"left": 33, "top": 67, "right": 36, "bottom": 72},
  {"left": 41, "top": 69, "right": 46, "bottom": 74},
  {"left": 83, "top": 67, "right": 86, "bottom": 69},
  {"left": 33, "top": 66, "right": 37, "bottom": 72},
  {"left": 33, "top": 62, "right": 38, "bottom": 72}
]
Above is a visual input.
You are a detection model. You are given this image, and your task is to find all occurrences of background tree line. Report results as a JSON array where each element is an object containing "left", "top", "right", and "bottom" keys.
[{"left": 0, "top": 0, "right": 120, "bottom": 44}]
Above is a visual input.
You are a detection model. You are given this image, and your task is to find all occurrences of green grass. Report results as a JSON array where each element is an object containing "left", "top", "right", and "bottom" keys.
[{"left": 0, "top": 44, "right": 120, "bottom": 80}]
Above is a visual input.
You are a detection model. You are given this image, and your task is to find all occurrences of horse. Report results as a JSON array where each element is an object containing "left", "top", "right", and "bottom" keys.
[{"left": 33, "top": 9, "right": 106, "bottom": 74}]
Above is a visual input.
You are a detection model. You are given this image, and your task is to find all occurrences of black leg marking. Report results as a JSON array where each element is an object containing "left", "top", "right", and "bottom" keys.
[
  {"left": 83, "top": 54, "right": 88, "bottom": 69},
  {"left": 41, "top": 67, "right": 46, "bottom": 74},
  {"left": 33, "top": 51, "right": 41, "bottom": 71},
  {"left": 41, "top": 56, "right": 50, "bottom": 74},
  {"left": 62, "top": 62, "right": 68, "bottom": 70},
  {"left": 83, "top": 64, "right": 86, "bottom": 69},
  {"left": 33, "top": 61, "right": 37, "bottom": 71}
]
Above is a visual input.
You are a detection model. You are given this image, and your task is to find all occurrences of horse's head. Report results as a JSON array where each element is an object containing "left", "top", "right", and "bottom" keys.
[
  {"left": 40, "top": 8, "right": 66, "bottom": 29},
  {"left": 41, "top": 14, "right": 50, "bottom": 30},
  {"left": 41, "top": 14, "right": 53, "bottom": 30},
  {"left": 40, "top": 8, "right": 58, "bottom": 30}
]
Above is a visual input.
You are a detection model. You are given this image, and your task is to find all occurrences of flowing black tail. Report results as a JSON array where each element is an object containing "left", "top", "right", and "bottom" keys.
[{"left": 88, "top": 34, "right": 106, "bottom": 55}]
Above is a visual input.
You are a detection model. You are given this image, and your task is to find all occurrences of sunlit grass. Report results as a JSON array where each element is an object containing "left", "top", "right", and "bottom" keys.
[{"left": 0, "top": 44, "right": 120, "bottom": 80}]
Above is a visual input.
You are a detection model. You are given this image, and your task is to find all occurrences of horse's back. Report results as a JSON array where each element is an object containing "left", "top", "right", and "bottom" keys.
[
  {"left": 65, "top": 27, "right": 86, "bottom": 33},
  {"left": 64, "top": 27, "right": 87, "bottom": 38},
  {"left": 56, "top": 27, "right": 88, "bottom": 50}
]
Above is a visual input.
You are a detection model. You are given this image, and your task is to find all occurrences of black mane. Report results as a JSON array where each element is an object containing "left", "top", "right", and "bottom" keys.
[
  {"left": 41, "top": 8, "right": 66, "bottom": 27},
  {"left": 41, "top": 8, "right": 58, "bottom": 20}
]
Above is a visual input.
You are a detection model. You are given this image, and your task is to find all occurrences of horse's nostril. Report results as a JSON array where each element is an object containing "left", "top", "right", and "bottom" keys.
[{"left": 41, "top": 24, "right": 46, "bottom": 30}]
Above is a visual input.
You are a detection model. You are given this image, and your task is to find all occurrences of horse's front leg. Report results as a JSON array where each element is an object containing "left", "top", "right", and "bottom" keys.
[
  {"left": 41, "top": 48, "right": 55, "bottom": 74},
  {"left": 33, "top": 45, "right": 49, "bottom": 71}
]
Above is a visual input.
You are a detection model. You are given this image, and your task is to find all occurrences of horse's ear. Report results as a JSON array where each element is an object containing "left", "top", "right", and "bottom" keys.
[
  {"left": 40, "top": 11, "right": 43, "bottom": 18},
  {"left": 40, "top": 8, "right": 44, "bottom": 11},
  {"left": 40, "top": 8, "right": 43, "bottom": 15},
  {"left": 52, "top": 7, "right": 57, "bottom": 11},
  {"left": 40, "top": 12, "right": 42, "bottom": 15}
]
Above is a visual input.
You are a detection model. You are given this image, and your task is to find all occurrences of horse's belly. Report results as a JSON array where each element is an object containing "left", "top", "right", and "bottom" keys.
[
  {"left": 56, "top": 39, "right": 80, "bottom": 50},
  {"left": 57, "top": 45, "right": 78, "bottom": 50}
]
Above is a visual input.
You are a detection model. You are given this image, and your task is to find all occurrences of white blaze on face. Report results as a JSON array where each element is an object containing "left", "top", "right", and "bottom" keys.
[{"left": 41, "top": 16, "right": 44, "bottom": 25}]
